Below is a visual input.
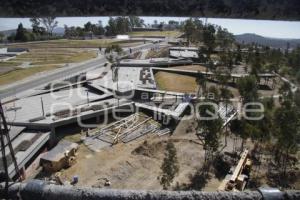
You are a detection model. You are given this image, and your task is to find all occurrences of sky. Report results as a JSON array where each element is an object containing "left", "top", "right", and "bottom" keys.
[{"left": 0, "top": 17, "right": 300, "bottom": 39}]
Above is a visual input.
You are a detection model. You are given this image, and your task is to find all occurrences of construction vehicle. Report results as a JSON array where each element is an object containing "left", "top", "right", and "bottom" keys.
[{"left": 218, "top": 149, "right": 252, "bottom": 191}]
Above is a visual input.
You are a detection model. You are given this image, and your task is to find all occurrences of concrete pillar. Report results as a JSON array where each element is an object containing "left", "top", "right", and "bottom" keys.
[
  {"left": 20, "top": 166, "right": 26, "bottom": 181},
  {"left": 49, "top": 126, "right": 56, "bottom": 147},
  {"left": 96, "top": 115, "right": 100, "bottom": 124}
]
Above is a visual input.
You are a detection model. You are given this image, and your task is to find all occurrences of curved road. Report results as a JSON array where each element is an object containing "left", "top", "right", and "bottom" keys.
[{"left": 0, "top": 42, "right": 158, "bottom": 99}]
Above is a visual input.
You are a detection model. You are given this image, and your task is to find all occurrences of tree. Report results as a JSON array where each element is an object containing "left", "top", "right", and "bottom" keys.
[
  {"left": 153, "top": 20, "right": 158, "bottom": 28},
  {"left": 235, "top": 45, "right": 242, "bottom": 64},
  {"left": 196, "top": 101, "right": 223, "bottom": 162},
  {"left": 76, "top": 27, "right": 84, "bottom": 37},
  {"left": 250, "top": 48, "right": 263, "bottom": 77},
  {"left": 38, "top": 17, "right": 58, "bottom": 36},
  {"left": 203, "top": 24, "right": 216, "bottom": 58},
  {"left": 220, "top": 87, "right": 233, "bottom": 146},
  {"left": 296, "top": 70, "right": 300, "bottom": 84},
  {"left": 7, "top": 33, "right": 15, "bottom": 42},
  {"left": 237, "top": 75, "right": 258, "bottom": 104},
  {"left": 105, "top": 17, "right": 130, "bottom": 36},
  {"left": 274, "top": 102, "right": 299, "bottom": 181},
  {"left": 64, "top": 25, "right": 83, "bottom": 38},
  {"left": 294, "top": 89, "right": 300, "bottom": 108},
  {"left": 183, "top": 18, "right": 196, "bottom": 45},
  {"left": 96, "top": 20, "right": 105, "bottom": 35},
  {"left": 220, "top": 51, "right": 234, "bottom": 73},
  {"left": 30, "top": 18, "right": 46, "bottom": 36},
  {"left": 116, "top": 17, "right": 130, "bottom": 34},
  {"left": 208, "top": 85, "right": 220, "bottom": 101},
  {"left": 184, "top": 18, "right": 204, "bottom": 45},
  {"left": 0, "top": 33, "right": 4, "bottom": 42},
  {"left": 230, "top": 119, "right": 249, "bottom": 151},
  {"left": 84, "top": 21, "right": 93, "bottom": 32},
  {"left": 106, "top": 17, "right": 117, "bottom": 36},
  {"left": 279, "top": 81, "right": 293, "bottom": 103},
  {"left": 129, "top": 16, "right": 144, "bottom": 28},
  {"left": 196, "top": 71, "right": 207, "bottom": 97},
  {"left": 215, "top": 26, "right": 234, "bottom": 50},
  {"left": 168, "top": 20, "right": 180, "bottom": 29},
  {"left": 160, "top": 141, "right": 179, "bottom": 190},
  {"left": 215, "top": 70, "right": 230, "bottom": 89},
  {"left": 15, "top": 23, "right": 28, "bottom": 42},
  {"left": 84, "top": 21, "right": 105, "bottom": 35},
  {"left": 198, "top": 46, "right": 208, "bottom": 63}
]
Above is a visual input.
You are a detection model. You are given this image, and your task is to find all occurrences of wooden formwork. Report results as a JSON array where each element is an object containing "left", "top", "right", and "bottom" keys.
[{"left": 91, "top": 113, "right": 161, "bottom": 145}]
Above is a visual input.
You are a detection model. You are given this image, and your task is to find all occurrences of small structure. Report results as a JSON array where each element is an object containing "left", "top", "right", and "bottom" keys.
[
  {"left": 116, "top": 35, "right": 130, "bottom": 40},
  {"left": 40, "top": 140, "right": 78, "bottom": 172}
]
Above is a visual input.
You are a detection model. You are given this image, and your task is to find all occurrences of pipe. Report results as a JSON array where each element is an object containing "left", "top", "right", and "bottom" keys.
[{"left": 1, "top": 180, "right": 300, "bottom": 200}]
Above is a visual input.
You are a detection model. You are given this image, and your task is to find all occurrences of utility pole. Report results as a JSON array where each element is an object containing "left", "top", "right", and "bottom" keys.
[
  {"left": 87, "top": 91, "right": 89, "bottom": 106},
  {"left": 40, "top": 97, "right": 45, "bottom": 116},
  {"left": 0, "top": 101, "right": 21, "bottom": 197}
]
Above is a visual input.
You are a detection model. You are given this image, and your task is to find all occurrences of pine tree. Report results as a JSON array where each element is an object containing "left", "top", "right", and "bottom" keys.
[
  {"left": 274, "top": 101, "right": 299, "bottom": 178},
  {"left": 0, "top": 33, "right": 4, "bottom": 42},
  {"left": 196, "top": 102, "right": 223, "bottom": 163},
  {"left": 160, "top": 141, "right": 179, "bottom": 190},
  {"left": 237, "top": 75, "right": 258, "bottom": 104},
  {"left": 15, "top": 23, "right": 27, "bottom": 41}
]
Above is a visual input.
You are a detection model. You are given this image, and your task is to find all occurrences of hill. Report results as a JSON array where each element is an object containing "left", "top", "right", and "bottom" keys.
[
  {"left": 235, "top": 33, "right": 300, "bottom": 49},
  {"left": 0, "top": 27, "right": 65, "bottom": 37},
  {"left": 0, "top": 29, "right": 16, "bottom": 37}
]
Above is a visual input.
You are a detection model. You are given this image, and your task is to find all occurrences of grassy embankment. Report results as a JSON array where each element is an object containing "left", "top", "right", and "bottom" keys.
[{"left": 129, "top": 31, "right": 182, "bottom": 37}]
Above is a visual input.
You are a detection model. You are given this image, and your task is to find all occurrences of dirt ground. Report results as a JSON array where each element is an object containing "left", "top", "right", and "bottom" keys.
[
  {"left": 32, "top": 117, "right": 254, "bottom": 191},
  {"left": 155, "top": 71, "right": 199, "bottom": 93},
  {"left": 31, "top": 113, "right": 299, "bottom": 190},
  {"left": 52, "top": 119, "right": 206, "bottom": 190},
  {"left": 154, "top": 71, "right": 282, "bottom": 98},
  {"left": 145, "top": 47, "right": 169, "bottom": 59},
  {"left": 170, "top": 65, "right": 210, "bottom": 72}
]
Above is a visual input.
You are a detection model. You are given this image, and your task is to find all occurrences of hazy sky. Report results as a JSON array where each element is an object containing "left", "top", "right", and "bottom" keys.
[{"left": 0, "top": 17, "right": 300, "bottom": 39}]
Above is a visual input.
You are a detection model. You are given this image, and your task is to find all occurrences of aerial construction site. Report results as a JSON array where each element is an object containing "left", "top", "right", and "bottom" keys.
[{"left": 0, "top": 2, "right": 300, "bottom": 199}]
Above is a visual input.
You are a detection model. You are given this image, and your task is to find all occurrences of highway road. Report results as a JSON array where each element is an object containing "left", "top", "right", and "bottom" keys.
[{"left": 0, "top": 42, "right": 159, "bottom": 99}]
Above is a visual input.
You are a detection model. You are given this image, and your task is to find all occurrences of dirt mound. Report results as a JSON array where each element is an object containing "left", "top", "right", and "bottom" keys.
[{"left": 131, "top": 140, "right": 166, "bottom": 158}]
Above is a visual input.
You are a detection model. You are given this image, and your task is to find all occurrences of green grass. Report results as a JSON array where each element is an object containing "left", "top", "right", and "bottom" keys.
[
  {"left": 0, "top": 65, "right": 61, "bottom": 86},
  {"left": 11, "top": 49, "right": 97, "bottom": 65},
  {"left": 2, "top": 39, "right": 143, "bottom": 49},
  {"left": 0, "top": 37, "right": 146, "bottom": 85},
  {"left": 129, "top": 31, "right": 182, "bottom": 37},
  {"left": 0, "top": 61, "right": 21, "bottom": 67},
  {"left": 0, "top": 48, "right": 97, "bottom": 85}
]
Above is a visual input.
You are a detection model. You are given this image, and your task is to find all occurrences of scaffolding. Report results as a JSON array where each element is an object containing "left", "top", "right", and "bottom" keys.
[
  {"left": 90, "top": 113, "right": 161, "bottom": 145},
  {"left": 0, "top": 101, "right": 21, "bottom": 197}
]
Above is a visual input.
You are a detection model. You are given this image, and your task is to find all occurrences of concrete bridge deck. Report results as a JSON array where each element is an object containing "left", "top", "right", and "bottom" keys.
[{"left": 152, "top": 67, "right": 276, "bottom": 78}]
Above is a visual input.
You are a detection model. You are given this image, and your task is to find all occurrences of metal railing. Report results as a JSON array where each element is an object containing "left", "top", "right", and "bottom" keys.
[{"left": 1, "top": 180, "right": 299, "bottom": 200}]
